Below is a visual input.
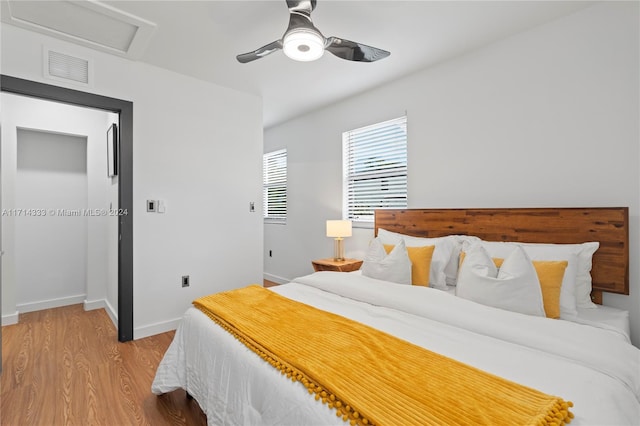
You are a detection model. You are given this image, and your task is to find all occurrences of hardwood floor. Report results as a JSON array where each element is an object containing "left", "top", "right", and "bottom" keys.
[
  {"left": 1, "top": 304, "right": 207, "bottom": 426},
  {"left": 263, "top": 279, "right": 280, "bottom": 288}
]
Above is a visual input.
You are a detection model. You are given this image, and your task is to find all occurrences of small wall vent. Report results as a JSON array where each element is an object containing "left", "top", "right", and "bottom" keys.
[{"left": 44, "top": 49, "right": 91, "bottom": 86}]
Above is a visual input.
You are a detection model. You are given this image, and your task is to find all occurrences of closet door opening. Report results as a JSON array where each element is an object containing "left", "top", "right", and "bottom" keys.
[{"left": 16, "top": 129, "right": 89, "bottom": 311}]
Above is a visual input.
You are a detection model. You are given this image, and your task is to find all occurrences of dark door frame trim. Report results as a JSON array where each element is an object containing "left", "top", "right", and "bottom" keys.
[{"left": 1, "top": 75, "right": 134, "bottom": 342}]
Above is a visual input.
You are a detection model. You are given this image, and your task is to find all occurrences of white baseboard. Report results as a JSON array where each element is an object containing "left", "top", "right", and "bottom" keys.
[
  {"left": 134, "top": 317, "right": 182, "bottom": 340},
  {"left": 263, "top": 272, "right": 290, "bottom": 285},
  {"left": 2, "top": 311, "right": 19, "bottom": 326},
  {"left": 17, "top": 294, "right": 86, "bottom": 314},
  {"left": 84, "top": 298, "right": 118, "bottom": 328},
  {"left": 84, "top": 298, "right": 106, "bottom": 311},
  {"left": 104, "top": 299, "right": 118, "bottom": 328}
]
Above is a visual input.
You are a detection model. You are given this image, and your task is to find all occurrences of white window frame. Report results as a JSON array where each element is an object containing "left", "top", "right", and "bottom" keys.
[
  {"left": 263, "top": 148, "right": 287, "bottom": 224},
  {"left": 342, "top": 116, "right": 407, "bottom": 227}
]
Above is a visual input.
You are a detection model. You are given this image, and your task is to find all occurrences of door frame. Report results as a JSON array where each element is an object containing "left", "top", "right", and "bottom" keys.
[{"left": 1, "top": 75, "right": 134, "bottom": 342}]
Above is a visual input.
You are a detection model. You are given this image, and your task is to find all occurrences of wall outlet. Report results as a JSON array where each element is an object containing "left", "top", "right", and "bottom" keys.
[{"left": 182, "top": 275, "right": 190, "bottom": 288}]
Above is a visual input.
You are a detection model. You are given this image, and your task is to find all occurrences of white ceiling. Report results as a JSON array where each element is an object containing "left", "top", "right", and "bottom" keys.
[{"left": 4, "top": 1, "right": 596, "bottom": 127}]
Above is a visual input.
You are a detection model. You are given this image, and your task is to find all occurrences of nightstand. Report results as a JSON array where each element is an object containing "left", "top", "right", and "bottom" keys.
[{"left": 312, "top": 258, "right": 363, "bottom": 273}]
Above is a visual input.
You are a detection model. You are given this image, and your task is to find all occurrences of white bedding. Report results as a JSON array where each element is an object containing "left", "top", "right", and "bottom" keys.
[
  {"left": 441, "top": 281, "right": 632, "bottom": 341},
  {"left": 152, "top": 272, "right": 640, "bottom": 425},
  {"left": 575, "top": 305, "right": 631, "bottom": 341}
]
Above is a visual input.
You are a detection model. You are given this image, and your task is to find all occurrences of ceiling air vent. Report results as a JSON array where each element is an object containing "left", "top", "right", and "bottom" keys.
[{"left": 45, "top": 49, "right": 91, "bottom": 86}]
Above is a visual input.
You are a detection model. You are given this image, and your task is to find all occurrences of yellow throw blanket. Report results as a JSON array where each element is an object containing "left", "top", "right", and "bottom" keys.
[{"left": 194, "top": 285, "right": 573, "bottom": 426}]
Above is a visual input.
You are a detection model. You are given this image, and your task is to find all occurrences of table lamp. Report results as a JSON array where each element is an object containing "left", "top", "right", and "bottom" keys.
[{"left": 326, "top": 220, "right": 352, "bottom": 261}]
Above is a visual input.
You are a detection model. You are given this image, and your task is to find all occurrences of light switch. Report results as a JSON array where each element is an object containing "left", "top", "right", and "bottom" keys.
[{"left": 147, "top": 200, "right": 156, "bottom": 212}]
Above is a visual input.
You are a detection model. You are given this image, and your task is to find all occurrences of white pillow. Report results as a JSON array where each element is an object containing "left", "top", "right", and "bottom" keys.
[
  {"left": 377, "top": 229, "right": 460, "bottom": 289},
  {"left": 448, "top": 235, "right": 481, "bottom": 285},
  {"left": 456, "top": 244, "right": 546, "bottom": 317},
  {"left": 464, "top": 240, "right": 596, "bottom": 319},
  {"left": 573, "top": 242, "right": 599, "bottom": 309},
  {"left": 361, "top": 238, "right": 411, "bottom": 284}
]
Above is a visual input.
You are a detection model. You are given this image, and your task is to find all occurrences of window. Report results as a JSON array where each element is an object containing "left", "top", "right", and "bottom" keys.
[
  {"left": 263, "top": 149, "right": 287, "bottom": 222},
  {"left": 343, "top": 116, "right": 407, "bottom": 224}
]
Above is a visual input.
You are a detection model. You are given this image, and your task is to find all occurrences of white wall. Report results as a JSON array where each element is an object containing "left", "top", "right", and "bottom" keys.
[
  {"left": 15, "top": 129, "right": 88, "bottom": 310},
  {"left": 1, "top": 23, "right": 264, "bottom": 339},
  {"left": 106, "top": 154, "right": 119, "bottom": 326},
  {"left": 264, "top": 2, "right": 640, "bottom": 346},
  {"left": 2, "top": 94, "right": 117, "bottom": 323}
]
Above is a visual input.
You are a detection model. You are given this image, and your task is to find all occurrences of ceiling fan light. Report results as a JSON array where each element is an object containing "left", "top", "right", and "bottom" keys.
[{"left": 283, "top": 29, "right": 324, "bottom": 62}]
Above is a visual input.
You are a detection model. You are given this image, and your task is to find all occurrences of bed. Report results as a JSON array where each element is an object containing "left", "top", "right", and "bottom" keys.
[{"left": 152, "top": 207, "right": 640, "bottom": 425}]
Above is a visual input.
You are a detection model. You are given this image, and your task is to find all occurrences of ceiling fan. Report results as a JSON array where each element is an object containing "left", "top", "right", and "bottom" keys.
[{"left": 236, "top": 0, "right": 390, "bottom": 63}]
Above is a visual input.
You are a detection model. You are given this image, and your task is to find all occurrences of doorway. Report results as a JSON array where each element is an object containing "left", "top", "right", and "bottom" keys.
[{"left": 1, "top": 75, "right": 133, "bottom": 342}]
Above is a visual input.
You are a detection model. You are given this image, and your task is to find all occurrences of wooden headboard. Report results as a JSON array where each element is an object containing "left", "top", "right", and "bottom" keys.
[{"left": 374, "top": 208, "right": 629, "bottom": 303}]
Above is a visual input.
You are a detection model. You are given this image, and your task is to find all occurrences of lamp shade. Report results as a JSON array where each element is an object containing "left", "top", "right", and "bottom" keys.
[{"left": 326, "top": 220, "right": 352, "bottom": 238}]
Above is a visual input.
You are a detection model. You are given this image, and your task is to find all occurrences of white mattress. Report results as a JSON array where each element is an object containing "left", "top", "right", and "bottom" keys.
[{"left": 152, "top": 272, "right": 640, "bottom": 425}]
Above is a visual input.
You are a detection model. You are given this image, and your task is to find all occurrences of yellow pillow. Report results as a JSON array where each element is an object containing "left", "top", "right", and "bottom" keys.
[
  {"left": 459, "top": 252, "right": 567, "bottom": 319},
  {"left": 531, "top": 261, "right": 567, "bottom": 319},
  {"left": 384, "top": 244, "right": 435, "bottom": 287}
]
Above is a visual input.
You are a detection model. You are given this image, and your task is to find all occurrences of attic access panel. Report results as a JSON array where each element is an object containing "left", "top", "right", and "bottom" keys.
[{"left": 1, "top": 0, "right": 156, "bottom": 59}]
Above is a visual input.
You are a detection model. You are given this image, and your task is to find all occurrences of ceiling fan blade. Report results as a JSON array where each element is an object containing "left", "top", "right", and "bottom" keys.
[
  {"left": 236, "top": 40, "right": 283, "bottom": 63},
  {"left": 325, "top": 37, "right": 390, "bottom": 62}
]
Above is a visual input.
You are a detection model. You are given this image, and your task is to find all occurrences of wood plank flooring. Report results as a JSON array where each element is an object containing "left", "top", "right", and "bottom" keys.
[
  {"left": 263, "top": 279, "right": 279, "bottom": 288},
  {"left": 1, "top": 304, "right": 207, "bottom": 426}
]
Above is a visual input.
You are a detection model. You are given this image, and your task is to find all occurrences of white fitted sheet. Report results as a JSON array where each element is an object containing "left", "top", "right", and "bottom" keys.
[{"left": 152, "top": 272, "right": 640, "bottom": 425}]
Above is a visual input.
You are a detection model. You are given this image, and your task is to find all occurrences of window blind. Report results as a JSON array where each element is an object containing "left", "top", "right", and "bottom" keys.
[
  {"left": 343, "top": 116, "right": 407, "bottom": 223},
  {"left": 263, "top": 149, "right": 287, "bottom": 221}
]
